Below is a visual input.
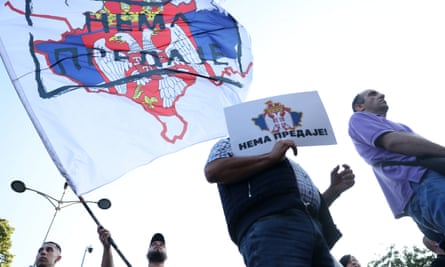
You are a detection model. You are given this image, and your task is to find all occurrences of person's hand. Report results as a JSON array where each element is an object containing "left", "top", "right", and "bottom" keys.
[
  {"left": 269, "top": 139, "right": 297, "bottom": 162},
  {"left": 98, "top": 226, "right": 111, "bottom": 249},
  {"left": 329, "top": 164, "right": 355, "bottom": 195},
  {"left": 423, "top": 236, "right": 445, "bottom": 255}
]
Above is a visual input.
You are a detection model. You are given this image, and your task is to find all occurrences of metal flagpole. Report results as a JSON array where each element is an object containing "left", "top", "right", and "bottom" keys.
[{"left": 78, "top": 196, "right": 133, "bottom": 267}]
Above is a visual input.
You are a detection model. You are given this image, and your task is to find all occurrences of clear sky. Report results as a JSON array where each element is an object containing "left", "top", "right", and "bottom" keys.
[{"left": 2, "top": 0, "right": 445, "bottom": 266}]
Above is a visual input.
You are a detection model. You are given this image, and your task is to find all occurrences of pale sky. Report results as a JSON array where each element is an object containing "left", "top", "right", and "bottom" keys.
[{"left": 2, "top": 0, "right": 445, "bottom": 267}]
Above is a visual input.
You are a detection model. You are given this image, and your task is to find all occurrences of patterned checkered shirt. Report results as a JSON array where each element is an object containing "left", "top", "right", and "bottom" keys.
[{"left": 206, "top": 138, "right": 321, "bottom": 211}]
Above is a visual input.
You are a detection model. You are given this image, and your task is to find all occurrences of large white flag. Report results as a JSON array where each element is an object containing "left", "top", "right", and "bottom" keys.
[{"left": 0, "top": 0, "right": 253, "bottom": 195}]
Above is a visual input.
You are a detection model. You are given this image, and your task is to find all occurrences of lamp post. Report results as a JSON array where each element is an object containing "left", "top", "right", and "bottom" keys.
[
  {"left": 80, "top": 245, "right": 93, "bottom": 267},
  {"left": 11, "top": 180, "right": 111, "bottom": 267},
  {"left": 10, "top": 179, "right": 111, "bottom": 246}
]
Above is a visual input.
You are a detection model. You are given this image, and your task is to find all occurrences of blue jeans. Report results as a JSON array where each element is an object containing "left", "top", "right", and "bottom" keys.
[
  {"left": 406, "top": 170, "right": 445, "bottom": 242},
  {"left": 238, "top": 209, "right": 335, "bottom": 267}
]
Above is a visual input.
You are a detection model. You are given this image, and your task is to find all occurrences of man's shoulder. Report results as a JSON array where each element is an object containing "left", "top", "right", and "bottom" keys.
[
  {"left": 215, "top": 137, "right": 231, "bottom": 146},
  {"left": 207, "top": 137, "right": 232, "bottom": 161},
  {"left": 349, "top": 111, "right": 388, "bottom": 127},
  {"left": 350, "top": 111, "right": 381, "bottom": 119}
]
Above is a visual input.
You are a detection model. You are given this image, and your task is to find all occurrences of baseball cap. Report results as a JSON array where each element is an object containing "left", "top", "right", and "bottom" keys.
[
  {"left": 150, "top": 233, "right": 165, "bottom": 245},
  {"left": 339, "top": 255, "right": 351, "bottom": 267}
]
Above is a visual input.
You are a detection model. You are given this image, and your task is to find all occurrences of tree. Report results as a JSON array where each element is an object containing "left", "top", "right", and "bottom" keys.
[
  {"left": 0, "top": 218, "right": 14, "bottom": 267},
  {"left": 368, "top": 244, "right": 436, "bottom": 267}
]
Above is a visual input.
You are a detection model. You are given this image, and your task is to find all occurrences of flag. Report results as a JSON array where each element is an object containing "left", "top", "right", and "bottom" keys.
[{"left": 0, "top": 0, "right": 253, "bottom": 195}]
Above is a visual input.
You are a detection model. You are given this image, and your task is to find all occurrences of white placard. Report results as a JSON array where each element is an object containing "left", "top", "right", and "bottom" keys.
[{"left": 224, "top": 91, "right": 337, "bottom": 156}]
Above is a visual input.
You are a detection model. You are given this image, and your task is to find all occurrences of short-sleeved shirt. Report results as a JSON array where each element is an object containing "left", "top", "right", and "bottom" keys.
[
  {"left": 206, "top": 138, "right": 321, "bottom": 211},
  {"left": 348, "top": 111, "right": 427, "bottom": 217}
]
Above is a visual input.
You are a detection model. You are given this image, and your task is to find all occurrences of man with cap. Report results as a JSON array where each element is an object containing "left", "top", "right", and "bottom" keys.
[
  {"left": 98, "top": 226, "right": 167, "bottom": 267},
  {"left": 147, "top": 233, "right": 167, "bottom": 266}
]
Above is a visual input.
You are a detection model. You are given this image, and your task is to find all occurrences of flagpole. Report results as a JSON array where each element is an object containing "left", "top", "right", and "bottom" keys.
[{"left": 78, "top": 196, "right": 132, "bottom": 267}]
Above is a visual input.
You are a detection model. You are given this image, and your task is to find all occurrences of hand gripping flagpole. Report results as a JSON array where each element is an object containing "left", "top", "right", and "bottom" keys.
[{"left": 78, "top": 196, "right": 132, "bottom": 267}]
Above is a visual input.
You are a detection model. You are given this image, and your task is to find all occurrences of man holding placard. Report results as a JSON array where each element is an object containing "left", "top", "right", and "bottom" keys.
[{"left": 204, "top": 92, "right": 355, "bottom": 267}]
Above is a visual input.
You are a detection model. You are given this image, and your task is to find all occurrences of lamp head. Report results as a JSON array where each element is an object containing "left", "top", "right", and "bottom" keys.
[
  {"left": 11, "top": 180, "right": 26, "bottom": 193},
  {"left": 87, "top": 246, "right": 93, "bottom": 253},
  {"left": 97, "top": 199, "right": 111, "bottom": 209}
]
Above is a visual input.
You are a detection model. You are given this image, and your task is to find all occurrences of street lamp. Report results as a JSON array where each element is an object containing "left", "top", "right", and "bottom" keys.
[
  {"left": 80, "top": 245, "right": 93, "bottom": 267},
  {"left": 11, "top": 180, "right": 111, "bottom": 209},
  {"left": 10, "top": 179, "right": 111, "bottom": 243}
]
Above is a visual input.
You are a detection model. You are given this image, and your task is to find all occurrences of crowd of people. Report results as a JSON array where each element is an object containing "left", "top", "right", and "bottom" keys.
[
  {"left": 34, "top": 230, "right": 168, "bottom": 267},
  {"left": 31, "top": 89, "right": 445, "bottom": 267}
]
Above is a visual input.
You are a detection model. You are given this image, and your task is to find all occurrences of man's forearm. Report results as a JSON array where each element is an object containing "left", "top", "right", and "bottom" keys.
[
  {"left": 205, "top": 139, "right": 298, "bottom": 184},
  {"left": 101, "top": 248, "right": 114, "bottom": 267},
  {"left": 322, "top": 186, "right": 341, "bottom": 207},
  {"left": 378, "top": 132, "right": 445, "bottom": 156}
]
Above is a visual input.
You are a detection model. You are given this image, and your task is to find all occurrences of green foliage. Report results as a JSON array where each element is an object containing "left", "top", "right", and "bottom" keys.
[
  {"left": 0, "top": 218, "right": 15, "bottom": 267},
  {"left": 367, "top": 244, "right": 436, "bottom": 267}
]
